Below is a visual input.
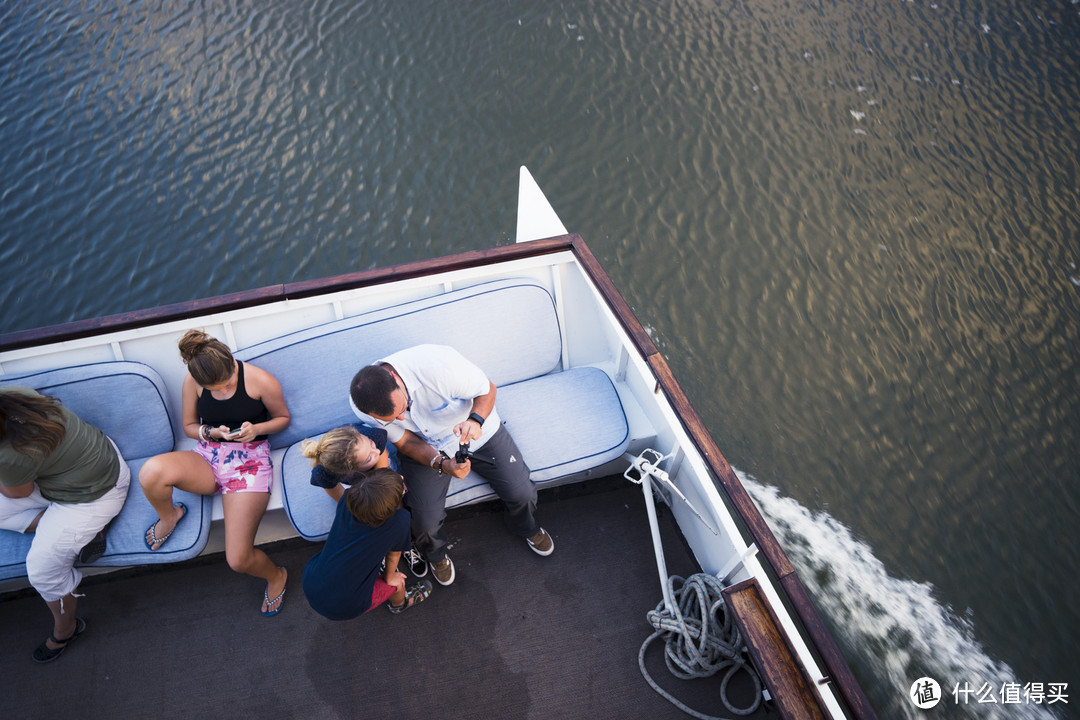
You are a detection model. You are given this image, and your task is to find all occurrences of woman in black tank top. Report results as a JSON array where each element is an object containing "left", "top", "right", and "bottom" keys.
[
  {"left": 138, "top": 330, "right": 292, "bottom": 616},
  {"left": 196, "top": 361, "right": 271, "bottom": 440}
]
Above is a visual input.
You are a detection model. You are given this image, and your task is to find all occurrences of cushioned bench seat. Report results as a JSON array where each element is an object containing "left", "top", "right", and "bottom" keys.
[
  {"left": 279, "top": 366, "right": 629, "bottom": 540},
  {"left": 2, "top": 277, "right": 635, "bottom": 565},
  {"left": 0, "top": 362, "right": 213, "bottom": 582},
  {"left": 238, "top": 278, "right": 632, "bottom": 542}
]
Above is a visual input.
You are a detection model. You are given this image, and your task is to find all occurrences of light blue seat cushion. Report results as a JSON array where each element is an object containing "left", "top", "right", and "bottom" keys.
[
  {"left": 278, "top": 427, "right": 400, "bottom": 541},
  {"left": 1, "top": 362, "right": 213, "bottom": 580},
  {"left": 279, "top": 443, "right": 338, "bottom": 541},
  {"left": 0, "top": 532, "right": 33, "bottom": 583},
  {"left": 236, "top": 278, "right": 563, "bottom": 450},
  {"left": 0, "top": 458, "right": 211, "bottom": 580},
  {"left": 279, "top": 366, "right": 629, "bottom": 541},
  {"left": 1, "top": 362, "right": 175, "bottom": 460},
  {"left": 447, "top": 367, "right": 630, "bottom": 504},
  {"left": 89, "top": 457, "right": 211, "bottom": 567}
]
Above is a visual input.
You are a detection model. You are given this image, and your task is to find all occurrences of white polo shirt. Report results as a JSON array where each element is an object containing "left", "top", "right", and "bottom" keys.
[{"left": 351, "top": 344, "right": 502, "bottom": 454}]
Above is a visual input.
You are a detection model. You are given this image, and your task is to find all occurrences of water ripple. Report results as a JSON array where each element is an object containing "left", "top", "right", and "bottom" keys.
[{"left": 2, "top": 0, "right": 1079, "bottom": 711}]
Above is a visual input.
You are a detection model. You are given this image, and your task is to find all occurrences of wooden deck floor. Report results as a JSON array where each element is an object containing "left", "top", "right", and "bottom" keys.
[{"left": 0, "top": 482, "right": 769, "bottom": 720}]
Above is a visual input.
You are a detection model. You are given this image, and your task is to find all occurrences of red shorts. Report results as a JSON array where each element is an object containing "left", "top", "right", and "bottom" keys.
[{"left": 367, "top": 575, "right": 396, "bottom": 613}]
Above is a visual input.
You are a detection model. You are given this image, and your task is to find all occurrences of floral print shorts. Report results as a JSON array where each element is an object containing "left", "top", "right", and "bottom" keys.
[{"left": 195, "top": 440, "right": 273, "bottom": 495}]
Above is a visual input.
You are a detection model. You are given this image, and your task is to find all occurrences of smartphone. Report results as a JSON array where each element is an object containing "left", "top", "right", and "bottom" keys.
[{"left": 226, "top": 427, "right": 244, "bottom": 439}]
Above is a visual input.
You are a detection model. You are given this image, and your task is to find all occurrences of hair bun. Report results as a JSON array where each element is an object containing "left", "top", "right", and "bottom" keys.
[
  {"left": 178, "top": 329, "right": 214, "bottom": 364},
  {"left": 300, "top": 438, "right": 323, "bottom": 462}
]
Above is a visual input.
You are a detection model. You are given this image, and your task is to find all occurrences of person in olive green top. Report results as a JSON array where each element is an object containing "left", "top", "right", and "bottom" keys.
[{"left": 0, "top": 386, "right": 131, "bottom": 663}]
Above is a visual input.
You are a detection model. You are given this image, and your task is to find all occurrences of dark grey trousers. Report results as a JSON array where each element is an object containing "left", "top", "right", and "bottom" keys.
[{"left": 402, "top": 425, "right": 537, "bottom": 563}]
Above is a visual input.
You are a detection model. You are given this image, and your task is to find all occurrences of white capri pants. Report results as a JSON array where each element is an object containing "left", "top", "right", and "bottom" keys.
[{"left": 0, "top": 439, "right": 129, "bottom": 602}]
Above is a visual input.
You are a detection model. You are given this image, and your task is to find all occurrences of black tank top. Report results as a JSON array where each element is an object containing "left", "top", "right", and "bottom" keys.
[{"left": 196, "top": 361, "right": 270, "bottom": 440}]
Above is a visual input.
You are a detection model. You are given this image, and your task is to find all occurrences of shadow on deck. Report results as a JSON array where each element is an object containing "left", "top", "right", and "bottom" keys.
[{"left": 1, "top": 481, "right": 770, "bottom": 720}]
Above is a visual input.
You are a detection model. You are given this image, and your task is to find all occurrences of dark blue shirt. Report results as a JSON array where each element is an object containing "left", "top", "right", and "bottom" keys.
[
  {"left": 308, "top": 424, "right": 399, "bottom": 489},
  {"left": 302, "top": 504, "right": 411, "bottom": 621}
]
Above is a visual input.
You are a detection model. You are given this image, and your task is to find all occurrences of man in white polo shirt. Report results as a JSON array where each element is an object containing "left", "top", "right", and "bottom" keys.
[{"left": 349, "top": 344, "right": 553, "bottom": 586}]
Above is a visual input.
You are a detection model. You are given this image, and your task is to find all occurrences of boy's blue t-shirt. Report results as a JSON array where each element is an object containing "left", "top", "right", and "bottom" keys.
[{"left": 302, "top": 504, "right": 411, "bottom": 620}]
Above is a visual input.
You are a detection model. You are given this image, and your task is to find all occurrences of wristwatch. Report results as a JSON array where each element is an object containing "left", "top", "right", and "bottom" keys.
[{"left": 468, "top": 412, "right": 486, "bottom": 427}]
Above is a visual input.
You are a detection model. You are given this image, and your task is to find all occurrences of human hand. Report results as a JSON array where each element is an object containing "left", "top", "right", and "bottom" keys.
[
  {"left": 453, "top": 419, "right": 482, "bottom": 444},
  {"left": 446, "top": 455, "right": 471, "bottom": 479},
  {"left": 209, "top": 424, "right": 232, "bottom": 441},
  {"left": 226, "top": 422, "right": 254, "bottom": 442}
]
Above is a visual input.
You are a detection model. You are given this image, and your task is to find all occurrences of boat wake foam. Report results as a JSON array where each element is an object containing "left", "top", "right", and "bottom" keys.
[{"left": 739, "top": 471, "right": 1059, "bottom": 720}]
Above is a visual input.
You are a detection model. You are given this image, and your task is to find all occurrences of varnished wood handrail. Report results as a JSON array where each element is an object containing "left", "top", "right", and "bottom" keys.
[{"left": 723, "top": 578, "right": 828, "bottom": 720}]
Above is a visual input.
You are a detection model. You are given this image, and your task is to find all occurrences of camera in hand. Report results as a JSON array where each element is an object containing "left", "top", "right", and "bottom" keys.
[{"left": 455, "top": 442, "right": 494, "bottom": 465}]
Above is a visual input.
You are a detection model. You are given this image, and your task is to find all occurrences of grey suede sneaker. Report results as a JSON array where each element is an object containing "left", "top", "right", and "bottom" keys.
[
  {"left": 526, "top": 528, "right": 554, "bottom": 556},
  {"left": 430, "top": 555, "right": 455, "bottom": 586}
]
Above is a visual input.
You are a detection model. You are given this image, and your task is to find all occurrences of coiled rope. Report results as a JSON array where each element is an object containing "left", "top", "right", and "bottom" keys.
[{"left": 638, "top": 573, "right": 763, "bottom": 718}]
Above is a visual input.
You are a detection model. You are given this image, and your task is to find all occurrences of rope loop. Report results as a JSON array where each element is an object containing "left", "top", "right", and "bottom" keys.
[{"left": 638, "top": 573, "right": 763, "bottom": 718}]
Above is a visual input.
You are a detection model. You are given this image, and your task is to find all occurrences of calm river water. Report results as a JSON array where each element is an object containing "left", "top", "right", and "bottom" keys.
[{"left": 2, "top": 1, "right": 1078, "bottom": 717}]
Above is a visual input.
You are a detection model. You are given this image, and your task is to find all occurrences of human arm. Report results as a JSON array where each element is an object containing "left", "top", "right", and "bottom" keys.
[
  {"left": 0, "top": 407, "right": 45, "bottom": 496},
  {"left": 229, "top": 364, "right": 290, "bottom": 442},
  {"left": 374, "top": 448, "right": 390, "bottom": 469},
  {"left": 0, "top": 452, "right": 39, "bottom": 497},
  {"left": 309, "top": 464, "right": 347, "bottom": 502},
  {"left": 393, "top": 429, "right": 442, "bottom": 468},
  {"left": 452, "top": 380, "right": 496, "bottom": 445},
  {"left": 0, "top": 481, "right": 35, "bottom": 499},
  {"left": 181, "top": 373, "right": 211, "bottom": 440},
  {"left": 383, "top": 551, "right": 407, "bottom": 587},
  {"left": 394, "top": 430, "right": 471, "bottom": 479}
]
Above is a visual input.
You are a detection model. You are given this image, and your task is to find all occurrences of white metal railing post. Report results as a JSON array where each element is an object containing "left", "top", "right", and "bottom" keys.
[
  {"left": 625, "top": 448, "right": 724, "bottom": 615},
  {"left": 638, "top": 463, "right": 676, "bottom": 614}
]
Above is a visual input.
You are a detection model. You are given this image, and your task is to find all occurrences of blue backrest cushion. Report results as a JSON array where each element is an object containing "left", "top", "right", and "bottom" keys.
[
  {"left": 237, "top": 279, "right": 563, "bottom": 449},
  {"left": 0, "top": 361, "right": 175, "bottom": 460}
]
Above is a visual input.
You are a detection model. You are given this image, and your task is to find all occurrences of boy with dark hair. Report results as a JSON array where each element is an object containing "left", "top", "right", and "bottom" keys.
[{"left": 302, "top": 468, "right": 431, "bottom": 619}]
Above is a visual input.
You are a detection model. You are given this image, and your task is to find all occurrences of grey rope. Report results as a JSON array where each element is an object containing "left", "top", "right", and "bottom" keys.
[{"left": 638, "top": 573, "right": 763, "bottom": 718}]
